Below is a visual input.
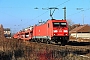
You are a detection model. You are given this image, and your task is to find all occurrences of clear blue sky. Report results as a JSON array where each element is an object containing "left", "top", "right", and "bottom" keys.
[{"left": 0, "top": 0, "right": 90, "bottom": 33}]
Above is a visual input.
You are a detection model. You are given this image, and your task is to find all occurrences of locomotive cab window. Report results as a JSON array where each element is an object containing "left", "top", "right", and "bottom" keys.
[
  {"left": 60, "top": 22, "right": 66, "bottom": 27},
  {"left": 53, "top": 22, "right": 59, "bottom": 27},
  {"left": 53, "top": 22, "right": 66, "bottom": 27}
]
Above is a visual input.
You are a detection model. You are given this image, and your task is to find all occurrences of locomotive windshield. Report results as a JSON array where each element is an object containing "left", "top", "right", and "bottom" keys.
[{"left": 53, "top": 22, "right": 67, "bottom": 27}]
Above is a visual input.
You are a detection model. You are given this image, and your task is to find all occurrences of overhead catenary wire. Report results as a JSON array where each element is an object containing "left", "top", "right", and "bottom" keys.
[
  {"left": 2, "top": 0, "right": 71, "bottom": 31},
  {"left": 56, "top": 0, "right": 70, "bottom": 7},
  {"left": 23, "top": 0, "right": 71, "bottom": 26},
  {"left": 67, "top": 8, "right": 90, "bottom": 17}
]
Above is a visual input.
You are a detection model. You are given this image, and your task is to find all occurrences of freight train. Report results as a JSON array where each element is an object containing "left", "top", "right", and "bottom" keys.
[{"left": 13, "top": 19, "right": 69, "bottom": 45}]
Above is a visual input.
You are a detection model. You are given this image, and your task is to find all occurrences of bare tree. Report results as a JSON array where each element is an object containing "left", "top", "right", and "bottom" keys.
[
  {"left": 67, "top": 19, "right": 74, "bottom": 31},
  {"left": 67, "top": 19, "right": 74, "bottom": 26},
  {"left": 67, "top": 19, "right": 81, "bottom": 31}
]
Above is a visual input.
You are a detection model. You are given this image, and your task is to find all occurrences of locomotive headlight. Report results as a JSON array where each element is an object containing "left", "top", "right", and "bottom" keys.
[
  {"left": 65, "top": 34, "right": 67, "bottom": 35},
  {"left": 53, "top": 30, "right": 58, "bottom": 32},
  {"left": 64, "top": 30, "right": 68, "bottom": 32},
  {"left": 54, "top": 34, "right": 56, "bottom": 35}
]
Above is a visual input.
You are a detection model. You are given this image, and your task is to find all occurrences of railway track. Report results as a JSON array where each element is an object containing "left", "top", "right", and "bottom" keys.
[
  {"left": 22, "top": 39, "right": 90, "bottom": 52},
  {"left": 1, "top": 38, "right": 89, "bottom": 55}
]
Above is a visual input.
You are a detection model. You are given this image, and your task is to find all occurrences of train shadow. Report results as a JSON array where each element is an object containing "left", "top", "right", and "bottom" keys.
[{"left": 67, "top": 41, "right": 90, "bottom": 46}]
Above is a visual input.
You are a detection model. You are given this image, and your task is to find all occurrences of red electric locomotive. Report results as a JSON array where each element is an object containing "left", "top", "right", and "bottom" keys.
[{"left": 32, "top": 19, "right": 69, "bottom": 45}]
